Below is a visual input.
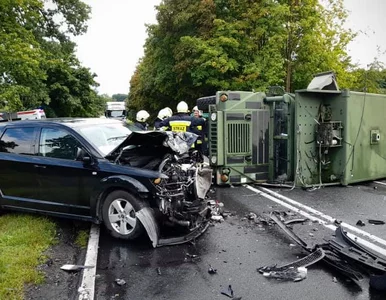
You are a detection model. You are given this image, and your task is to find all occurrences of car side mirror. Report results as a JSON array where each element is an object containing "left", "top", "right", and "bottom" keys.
[{"left": 76, "top": 147, "right": 92, "bottom": 164}]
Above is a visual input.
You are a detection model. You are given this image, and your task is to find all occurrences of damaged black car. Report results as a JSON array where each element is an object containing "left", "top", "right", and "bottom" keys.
[{"left": 0, "top": 118, "right": 213, "bottom": 247}]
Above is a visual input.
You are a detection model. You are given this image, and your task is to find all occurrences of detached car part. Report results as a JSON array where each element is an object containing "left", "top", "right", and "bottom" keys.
[{"left": 258, "top": 247, "right": 325, "bottom": 273}]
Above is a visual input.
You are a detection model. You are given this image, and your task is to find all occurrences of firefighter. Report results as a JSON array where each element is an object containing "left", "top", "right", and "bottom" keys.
[
  {"left": 134, "top": 110, "right": 150, "bottom": 130},
  {"left": 154, "top": 107, "right": 173, "bottom": 130},
  {"left": 159, "top": 101, "right": 195, "bottom": 133},
  {"left": 192, "top": 106, "right": 206, "bottom": 153}
]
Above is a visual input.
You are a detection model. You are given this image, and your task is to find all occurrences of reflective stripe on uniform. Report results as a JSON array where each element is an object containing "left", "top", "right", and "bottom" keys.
[{"left": 169, "top": 120, "right": 191, "bottom": 132}]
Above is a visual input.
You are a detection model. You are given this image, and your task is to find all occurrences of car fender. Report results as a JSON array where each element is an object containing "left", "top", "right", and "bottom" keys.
[{"left": 91, "top": 175, "right": 152, "bottom": 221}]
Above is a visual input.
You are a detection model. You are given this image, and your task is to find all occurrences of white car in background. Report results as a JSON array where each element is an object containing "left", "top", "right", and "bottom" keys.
[{"left": 17, "top": 109, "right": 46, "bottom": 120}]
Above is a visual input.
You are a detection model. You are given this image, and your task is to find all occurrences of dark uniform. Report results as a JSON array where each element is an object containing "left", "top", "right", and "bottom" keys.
[
  {"left": 192, "top": 116, "right": 206, "bottom": 153},
  {"left": 154, "top": 118, "right": 165, "bottom": 130},
  {"left": 133, "top": 122, "right": 148, "bottom": 131}
]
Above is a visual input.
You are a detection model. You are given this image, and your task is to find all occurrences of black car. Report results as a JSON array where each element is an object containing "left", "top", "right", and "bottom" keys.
[{"left": 0, "top": 118, "right": 212, "bottom": 246}]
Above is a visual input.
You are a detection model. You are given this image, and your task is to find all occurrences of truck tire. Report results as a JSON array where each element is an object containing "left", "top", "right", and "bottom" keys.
[
  {"left": 102, "top": 190, "right": 146, "bottom": 240},
  {"left": 197, "top": 96, "right": 216, "bottom": 111}
]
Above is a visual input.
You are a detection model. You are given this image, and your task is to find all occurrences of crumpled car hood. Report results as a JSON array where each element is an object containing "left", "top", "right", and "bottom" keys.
[{"left": 105, "top": 131, "right": 197, "bottom": 158}]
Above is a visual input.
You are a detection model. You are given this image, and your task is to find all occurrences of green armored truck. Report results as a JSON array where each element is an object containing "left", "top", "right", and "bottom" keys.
[{"left": 197, "top": 72, "right": 386, "bottom": 187}]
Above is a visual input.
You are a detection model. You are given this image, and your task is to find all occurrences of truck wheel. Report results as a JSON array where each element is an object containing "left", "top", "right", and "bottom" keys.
[
  {"left": 102, "top": 190, "right": 145, "bottom": 240},
  {"left": 197, "top": 96, "right": 216, "bottom": 111}
]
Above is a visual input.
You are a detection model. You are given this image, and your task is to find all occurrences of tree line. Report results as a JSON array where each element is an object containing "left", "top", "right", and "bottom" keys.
[
  {"left": 0, "top": 0, "right": 105, "bottom": 117},
  {"left": 128, "top": 0, "right": 386, "bottom": 117}
]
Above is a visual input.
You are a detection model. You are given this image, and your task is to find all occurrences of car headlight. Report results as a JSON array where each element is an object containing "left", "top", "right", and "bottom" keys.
[
  {"left": 211, "top": 155, "right": 217, "bottom": 164},
  {"left": 210, "top": 112, "right": 217, "bottom": 121}
]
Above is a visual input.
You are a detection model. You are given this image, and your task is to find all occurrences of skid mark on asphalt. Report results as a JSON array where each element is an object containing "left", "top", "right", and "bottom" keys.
[{"left": 245, "top": 185, "right": 386, "bottom": 258}]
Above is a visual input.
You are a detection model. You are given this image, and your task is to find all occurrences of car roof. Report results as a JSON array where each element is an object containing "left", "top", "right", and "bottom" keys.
[{"left": 0, "top": 118, "right": 124, "bottom": 129}]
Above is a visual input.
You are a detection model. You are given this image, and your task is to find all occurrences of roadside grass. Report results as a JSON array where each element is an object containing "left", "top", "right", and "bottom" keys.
[
  {"left": 0, "top": 214, "right": 56, "bottom": 300},
  {"left": 75, "top": 229, "right": 89, "bottom": 249}
]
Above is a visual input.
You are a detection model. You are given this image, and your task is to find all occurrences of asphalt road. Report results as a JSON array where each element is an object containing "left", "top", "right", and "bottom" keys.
[{"left": 94, "top": 183, "right": 386, "bottom": 300}]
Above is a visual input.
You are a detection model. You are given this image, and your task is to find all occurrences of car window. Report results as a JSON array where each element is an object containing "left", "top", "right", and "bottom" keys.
[
  {"left": 39, "top": 128, "right": 81, "bottom": 160},
  {"left": 76, "top": 123, "right": 131, "bottom": 156},
  {"left": 0, "top": 127, "right": 35, "bottom": 155}
]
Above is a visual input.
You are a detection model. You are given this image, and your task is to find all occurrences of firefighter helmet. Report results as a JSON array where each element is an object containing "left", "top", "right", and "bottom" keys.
[
  {"left": 136, "top": 110, "right": 150, "bottom": 122},
  {"left": 176, "top": 101, "right": 189, "bottom": 113}
]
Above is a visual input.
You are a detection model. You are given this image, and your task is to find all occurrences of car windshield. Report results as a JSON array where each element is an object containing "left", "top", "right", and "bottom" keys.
[{"left": 76, "top": 123, "right": 132, "bottom": 156}]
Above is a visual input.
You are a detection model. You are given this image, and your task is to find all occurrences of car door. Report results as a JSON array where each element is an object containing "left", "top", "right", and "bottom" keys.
[
  {"left": 0, "top": 126, "right": 41, "bottom": 208},
  {"left": 34, "top": 126, "right": 99, "bottom": 218}
]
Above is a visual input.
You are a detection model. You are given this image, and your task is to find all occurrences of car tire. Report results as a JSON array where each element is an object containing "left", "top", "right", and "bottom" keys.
[
  {"left": 102, "top": 190, "right": 145, "bottom": 240},
  {"left": 197, "top": 96, "right": 216, "bottom": 111}
]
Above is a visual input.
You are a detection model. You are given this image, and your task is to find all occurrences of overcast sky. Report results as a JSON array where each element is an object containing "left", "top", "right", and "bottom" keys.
[{"left": 74, "top": 0, "right": 386, "bottom": 96}]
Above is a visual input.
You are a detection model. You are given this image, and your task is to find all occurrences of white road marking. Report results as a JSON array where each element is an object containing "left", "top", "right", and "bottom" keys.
[
  {"left": 258, "top": 186, "right": 386, "bottom": 247},
  {"left": 78, "top": 224, "right": 100, "bottom": 300},
  {"left": 245, "top": 185, "right": 386, "bottom": 258}
]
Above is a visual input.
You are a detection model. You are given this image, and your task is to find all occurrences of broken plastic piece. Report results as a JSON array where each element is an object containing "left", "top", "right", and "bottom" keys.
[
  {"left": 60, "top": 264, "right": 94, "bottom": 272},
  {"left": 258, "top": 248, "right": 325, "bottom": 273},
  {"left": 208, "top": 265, "right": 217, "bottom": 274},
  {"left": 356, "top": 220, "right": 365, "bottom": 227},
  {"left": 270, "top": 213, "right": 309, "bottom": 250},
  {"left": 336, "top": 226, "right": 386, "bottom": 261},
  {"left": 221, "top": 285, "right": 234, "bottom": 298},
  {"left": 211, "top": 215, "right": 224, "bottom": 222},
  {"left": 284, "top": 218, "right": 308, "bottom": 225},
  {"left": 263, "top": 267, "right": 307, "bottom": 282},
  {"left": 327, "top": 239, "right": 386, "bottom": 273},
  {"left": 136, "top": 207, "right": 159, "bottom": 248},
  {"left": 368, "top": 219, "right": 385, "bottom": 225},
  {"left": 115, "top": 278, "right": 126, "bottom": 286},
  {"left": 156, "top": 267, "right": 161, "bottom": 275}
]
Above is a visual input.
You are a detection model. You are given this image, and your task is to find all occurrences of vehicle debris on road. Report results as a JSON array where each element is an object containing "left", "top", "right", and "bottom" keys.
[
  {"left": 208, "top": 265, "right": 217, "bottom": 274},
  {"left": 262, "top": 266, "right": 308, "bottom": 282},
  {"left": 368, "top": 219, "right": 385, "bottom": 225},
  {"left": 356, "top": 220, "right": 365, "bottom": 227},
  {"left": 263, "top": 211, "right": 386, "bottom": 289},
  {"left": 114, "top": 278, "right": 126, "bottom": 286},
  {"left": 60, "top": 264, "right": 94, "bottom": 272}
]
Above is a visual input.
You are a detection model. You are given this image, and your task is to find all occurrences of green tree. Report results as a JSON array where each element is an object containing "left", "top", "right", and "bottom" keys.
[
  {"left": 129, "top": 0, "right": 355, "bottom": 115},
  {"left": 112, "top": 93, "right": 128, "bottom": 102},
  {"left": 0, "top": 0, "right": 103, "bottom": 117}
]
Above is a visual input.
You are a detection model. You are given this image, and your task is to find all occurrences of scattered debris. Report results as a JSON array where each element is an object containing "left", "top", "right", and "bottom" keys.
[
  {"left": 60, "top": 264, "right": 94, "bottom": 272},
  {"left": 208, "top": 265, "right": 217, "bottom": 274},
  {"left": 115, "top": 278, "right": 126, "bottom": 286},
  {"left": 221, "top": 285, "right": 234, "bottom": 298},
  {"left": 211, "top": 215, "right": 224, "bottom": 222},
  {"left": 258, "top": 248, "right": 325, "bottom": 273},
  {"left": 368, "top": 219, "right": 385, "bottom": 225},
  {"left": 309, "top": 233, "right": 314, "bottom": 237},
  {"left": 270, "top": 213, "right": 309, "bottom": 250},
  {"left": 247, "top": 212, "right": 257, "bottom": 220},
  {"left": 284, "top": 218, "right": 308, "bottom": 225},
  {"left": 156, "top": 267, "right": 161, "bottom": 275},
  {"left": 332, "top": 277, "right": 337, "bottom": 283},
  {"left": 336, "top": 226, "right": 386, "bottom": 261},
  {"left": 263, "top": 267, "right": 307, "bottom": 282},
  {"left": 186, "top": 253, "right": 199, "bottom": 259}
]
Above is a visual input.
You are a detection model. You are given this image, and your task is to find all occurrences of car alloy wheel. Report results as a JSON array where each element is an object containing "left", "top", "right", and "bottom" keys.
[{"left": 108, "top": 198, "right": 137, "bottom": 235}]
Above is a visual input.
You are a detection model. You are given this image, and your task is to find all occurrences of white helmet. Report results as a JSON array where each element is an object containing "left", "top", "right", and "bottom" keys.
[
  {"left": 176, "top": 101, "right": 189, "bottom": 113},
  {"left": 164, "top": 107, "right": 173, "bottom": 117},
  {"left": 193, "top": 106, "right": 199, "bottom": 111},
  {"left": 136, "top": 110, "right": 150, "bottom": 122}
]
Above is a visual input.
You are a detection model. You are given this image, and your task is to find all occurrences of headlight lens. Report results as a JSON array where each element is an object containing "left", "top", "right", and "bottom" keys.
[
  {"left": 211, "top": 155, "right": 217, "bottom": 164},
  {"left": 210, "top": 112, "right": 217, "bottom": 121}
]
